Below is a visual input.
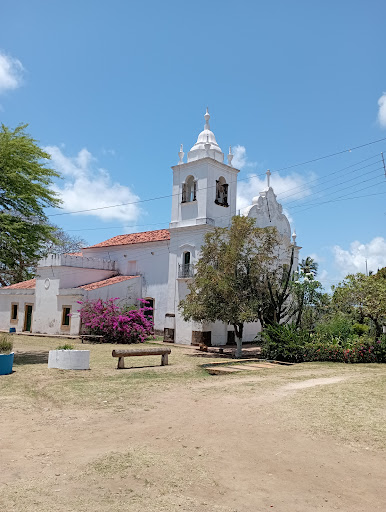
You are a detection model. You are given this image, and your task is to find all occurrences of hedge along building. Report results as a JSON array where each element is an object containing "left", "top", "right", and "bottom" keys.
[{"left": 0, "top": 109, "right": 300, "bottom": 344}]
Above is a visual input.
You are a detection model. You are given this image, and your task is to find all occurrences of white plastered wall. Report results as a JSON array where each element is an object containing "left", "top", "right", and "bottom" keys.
[
  {"left": 32, "top": 264, "right": 117, "bottom": 335},
  {"left": 82, "top": 241, "right": 169, "bottom": 333},
  {"left": 0, "top": 290, "right": 35, "bottom": 333}
]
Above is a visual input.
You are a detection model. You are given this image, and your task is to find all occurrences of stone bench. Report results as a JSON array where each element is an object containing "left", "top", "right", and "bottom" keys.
[{"left": 112, "top": 347, "right": 171, "bottom": 369}]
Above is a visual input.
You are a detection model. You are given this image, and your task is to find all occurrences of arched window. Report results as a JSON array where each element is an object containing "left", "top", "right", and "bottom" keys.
[
  {"left": 184, "top": 251, "right": 191, "bottom": 265},
  {"left": 182, "top": 175, "right": 196, "bottom": 203},
  {"left": 215, "top": 176, "right": 228, "bottom": 207},
  {"left": 179, "top": 251, "right": 194, "bottom": 278}
]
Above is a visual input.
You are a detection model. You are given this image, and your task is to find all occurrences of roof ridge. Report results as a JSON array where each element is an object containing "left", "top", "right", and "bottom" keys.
[
  {"left": 78, "top": 275, "right": 138, "bottom": 291},
  {"left": 1, "top": 278, "right": 36, "bottom": 290},
  {"left": 85, "top": 228, "right": 170, "bottom": 249}
]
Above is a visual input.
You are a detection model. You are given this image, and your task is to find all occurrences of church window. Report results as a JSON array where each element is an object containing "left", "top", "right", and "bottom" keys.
[
  {"left": 179, "top": 251, "right": 194, "bottom": 278},
  {"left": 10, "top": 303, "right": 18, "bottom": 323},
  {"left": 184, "top": 251, "right": 191, "bottom": 265},
  {"left": 215, "top": 176, "right": 229, "bottom": 207},
  {"left": 182, "top": 175, "right": 196, "bottom": 203}
]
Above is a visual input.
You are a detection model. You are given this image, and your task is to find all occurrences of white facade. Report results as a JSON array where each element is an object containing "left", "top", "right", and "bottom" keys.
[{"left": 0, "top": 109, "right": 300, "bottom": 345}]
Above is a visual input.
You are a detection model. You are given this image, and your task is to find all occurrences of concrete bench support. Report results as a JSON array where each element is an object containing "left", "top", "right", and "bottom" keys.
[{"left": 112, "top": 347, "right": 171, "bottom": 369}]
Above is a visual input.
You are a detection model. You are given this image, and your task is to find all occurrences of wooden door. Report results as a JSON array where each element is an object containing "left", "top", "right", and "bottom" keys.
[{"left": 24, "top": 305, "right": 33, "bottom": 331}]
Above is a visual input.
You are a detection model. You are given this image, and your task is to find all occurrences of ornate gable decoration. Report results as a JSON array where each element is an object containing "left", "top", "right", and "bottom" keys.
[{"left": 245, "top": 187, "right": 291, "bottom": 240}]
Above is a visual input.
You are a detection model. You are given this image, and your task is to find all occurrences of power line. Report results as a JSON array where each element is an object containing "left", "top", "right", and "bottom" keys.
[
  {"left": 293, "top": 184, "right": 386, "bottom": 214},
  {"left": 276, "top": 155, "right": 380, "bottom": 202},
  {"left": 47, "top": 137, "right": 386, "bottom": 218},
  {"left": 289, "top": 169, "right": 385, "bottom": 209},
  {"left": 51, "top": 155, "right": 385, "bottom": 238},
  {"left": 66, "top": 221, "right": 170, "bottom": 233},
  {"left": 63, "top": 165, "right": 384, "bottom": 235}
]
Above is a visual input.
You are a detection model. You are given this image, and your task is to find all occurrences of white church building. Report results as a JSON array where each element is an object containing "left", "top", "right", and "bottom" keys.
[{"left": 0, "top": 110, "right": 300, "bottom": 345}]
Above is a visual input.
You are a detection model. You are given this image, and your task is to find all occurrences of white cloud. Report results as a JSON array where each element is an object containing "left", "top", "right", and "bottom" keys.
[
  {"left": 0, "top": 51, "right": 24, "bottom": 93},
  {"left": 319, "top": 269, "right": 328, "bottom": 282},
  {"left": 234, "top": 145, "right": 313, "bottom": 212},
  {"left": 45, "top": 146, "right": 142, "bottom": 222},
  {"left": 232, "top": 145, "right": 257, "bottom": 170},
  {"left": 377, "top": 93, "right": 386, "bottom": 128},
  {"left": 237, "top": 171, "right": 313, "bottom": 212},
  {"left": 308, "top": 253, "right": 325, "bottom": 264},
  {"left": 333, "top": 237, "right": 386, "bottom": 276}
]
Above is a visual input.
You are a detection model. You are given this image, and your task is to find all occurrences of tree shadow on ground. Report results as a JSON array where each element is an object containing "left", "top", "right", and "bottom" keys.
[
  {"left": 14, "top": 351, "right": 49, "bottom": 365},
  {"left": 187, "top": 348, "right": 262, "bottom": 359},
  {"left": 187, "top": 352, "right": 231, "bottom": 359}
]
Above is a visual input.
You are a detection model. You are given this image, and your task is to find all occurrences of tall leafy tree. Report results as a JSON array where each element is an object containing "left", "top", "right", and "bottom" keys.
[
  {"left": 291, "top": 265, "right": 328, "bottom": 329},
  {"left": 179, "top": 216, "right": 279, "bottom": 358},
  {"left": 332, "top": 270, "right": 386, "bottom": 337},
  {"left": 43, "top": 226, "right": 86, "bottom": 256},
  {"left": 0, "top": 124, "right": 62, "bottom": 286},
  {"left": 261, "top": 247, "right": 296, "bottom": 326},
  {"left": 299, "top": 256, "right": 318, "bottom": 277}
]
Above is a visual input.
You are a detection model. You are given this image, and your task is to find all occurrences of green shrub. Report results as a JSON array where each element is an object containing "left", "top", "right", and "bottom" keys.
[
  {"left": 56, "top": 344, "right": 74, "bottom": 350},
  {"left": 0, "top": 334, "right": 13, "bottom": 354},
  {"left": 261, "top": 323, "right": 386, "bottom": 364},
  {"left": 315, "top": 313, "right": 354, "bottom": 342},
  {"left": 352, "top": 323, "right": 369, "bottom": 336},
  {"left": 261, "top": 324, "right": 311, "bottom": 363}
]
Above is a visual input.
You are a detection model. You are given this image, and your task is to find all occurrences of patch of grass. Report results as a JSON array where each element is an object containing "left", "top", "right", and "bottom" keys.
[
  {"left": 5, "top": 334, "right": 386, "bottom": 453},
  {"left": 0, "top": 333, "right": 13, "bottom": 353},
  {"left": 56, "top": 343, "right": 74, "bottom": 350}
]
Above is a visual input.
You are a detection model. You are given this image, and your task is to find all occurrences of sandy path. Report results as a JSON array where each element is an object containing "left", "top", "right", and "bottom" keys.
[{"left": 1, "top": 372, "right": 385, "bottom": 511}]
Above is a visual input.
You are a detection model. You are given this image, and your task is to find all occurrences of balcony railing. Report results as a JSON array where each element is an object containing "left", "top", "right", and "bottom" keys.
[{"left": 178, "top": 263, "right": 194, "bottom": 278}]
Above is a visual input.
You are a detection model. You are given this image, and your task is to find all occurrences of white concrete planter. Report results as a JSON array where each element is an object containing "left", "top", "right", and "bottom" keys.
[{"left": 48, "top": 350, "right": 90, "bottom": 370}]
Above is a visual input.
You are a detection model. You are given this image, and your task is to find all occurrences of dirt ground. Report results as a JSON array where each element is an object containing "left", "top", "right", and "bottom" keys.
[{"left": 1, "top": 336, "right": 386, "bottom": 511}]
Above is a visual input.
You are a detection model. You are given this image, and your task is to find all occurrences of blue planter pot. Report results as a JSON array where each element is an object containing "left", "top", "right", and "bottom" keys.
[{"left": 0, "top": 352, "right": 14, "bottom": 375}]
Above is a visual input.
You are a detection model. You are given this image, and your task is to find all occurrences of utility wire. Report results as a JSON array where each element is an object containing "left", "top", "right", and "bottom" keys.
[
  {"left": 276, "top": 155, "right": 380, "bottom": 202},
  {"left": 64, "top": 165, "right": 384, "bottom": 234},
  {"left": 293, "top": 183, "right": 386, "bottom": 213},
  {"left": 47, "top": 137, "right": 386, "bottom": 217},
  {"left": 289, "top": 168, "right": 385, "bottom": 209}
]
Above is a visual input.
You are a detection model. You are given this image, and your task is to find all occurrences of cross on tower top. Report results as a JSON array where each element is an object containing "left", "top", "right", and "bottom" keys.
[{"left": 266, "top": 169, "right": 271, "bottom": 188}]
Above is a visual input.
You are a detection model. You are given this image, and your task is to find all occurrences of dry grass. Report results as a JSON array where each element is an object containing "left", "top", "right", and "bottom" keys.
[{"left": 1, "top": 335, "right": 386, "bottom": 511}]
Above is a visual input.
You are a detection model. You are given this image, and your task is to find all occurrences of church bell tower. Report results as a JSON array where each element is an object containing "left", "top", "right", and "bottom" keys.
[
  {"left": 164, "top": 109, "right": 240, "bottom": 344},
  {"left": 169, "top": 108, "right": 239, "bottom": 230}
]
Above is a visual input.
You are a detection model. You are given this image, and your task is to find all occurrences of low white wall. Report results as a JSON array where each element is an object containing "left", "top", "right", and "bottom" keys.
[{"left": 48, "top": 350, "right": 90, "bottom": 370}]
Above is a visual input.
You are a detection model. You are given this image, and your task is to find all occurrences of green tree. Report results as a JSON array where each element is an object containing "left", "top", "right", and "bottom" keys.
[
  {"left": 362, "top": 271, "right": 386, "bottom": 336},
  {"left": 332, "top": 271, "right": 386, "bottom": 337},
  {"left": 299, "top": 256, "right": 318, "bottom": 277},
  {"left": 291, "top": 265, "right": 328, "bottom": 330},
  {"left": 331, "top": 273, "right": 367, "bottom": 322},
  {"left": 178, "top": 216, "right": 279, "bottom": 358},
  {"left": 261, "top": 247, "right": 296, "bottom": 326},
  {"left": 43, "top": 226, "right": 86, "bottom": 256},
  {"left": 0, "top": 224, "right": 87, "bottom": 286},
  {"left": 0, "top": 124, "right": 62, "bottom": 286}
]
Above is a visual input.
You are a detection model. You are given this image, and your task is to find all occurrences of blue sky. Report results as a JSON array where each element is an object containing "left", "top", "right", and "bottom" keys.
[{"left": 1, "top": 0, "right": 385, "bottom": 289}]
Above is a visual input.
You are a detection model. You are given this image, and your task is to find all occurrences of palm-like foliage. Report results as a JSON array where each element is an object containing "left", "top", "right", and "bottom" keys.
[{"left": 299, "top": 256, "right": 318, "bottom": 277}]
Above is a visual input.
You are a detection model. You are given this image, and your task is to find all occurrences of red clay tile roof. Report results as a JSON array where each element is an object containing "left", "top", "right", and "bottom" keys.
[
  {"left": 86, "top": 229, "right": 170, "bottom": 249},
  {"left": 78, "top": 275, "right": 137, "bottom": 291},
  {"left": 2, "top": 278, "right": 36, "bottom": 290}
]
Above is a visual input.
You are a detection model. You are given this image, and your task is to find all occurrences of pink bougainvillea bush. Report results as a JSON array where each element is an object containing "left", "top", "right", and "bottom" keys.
[{"left": 78, "top": 298, "right": 153, "bottom": 343}]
